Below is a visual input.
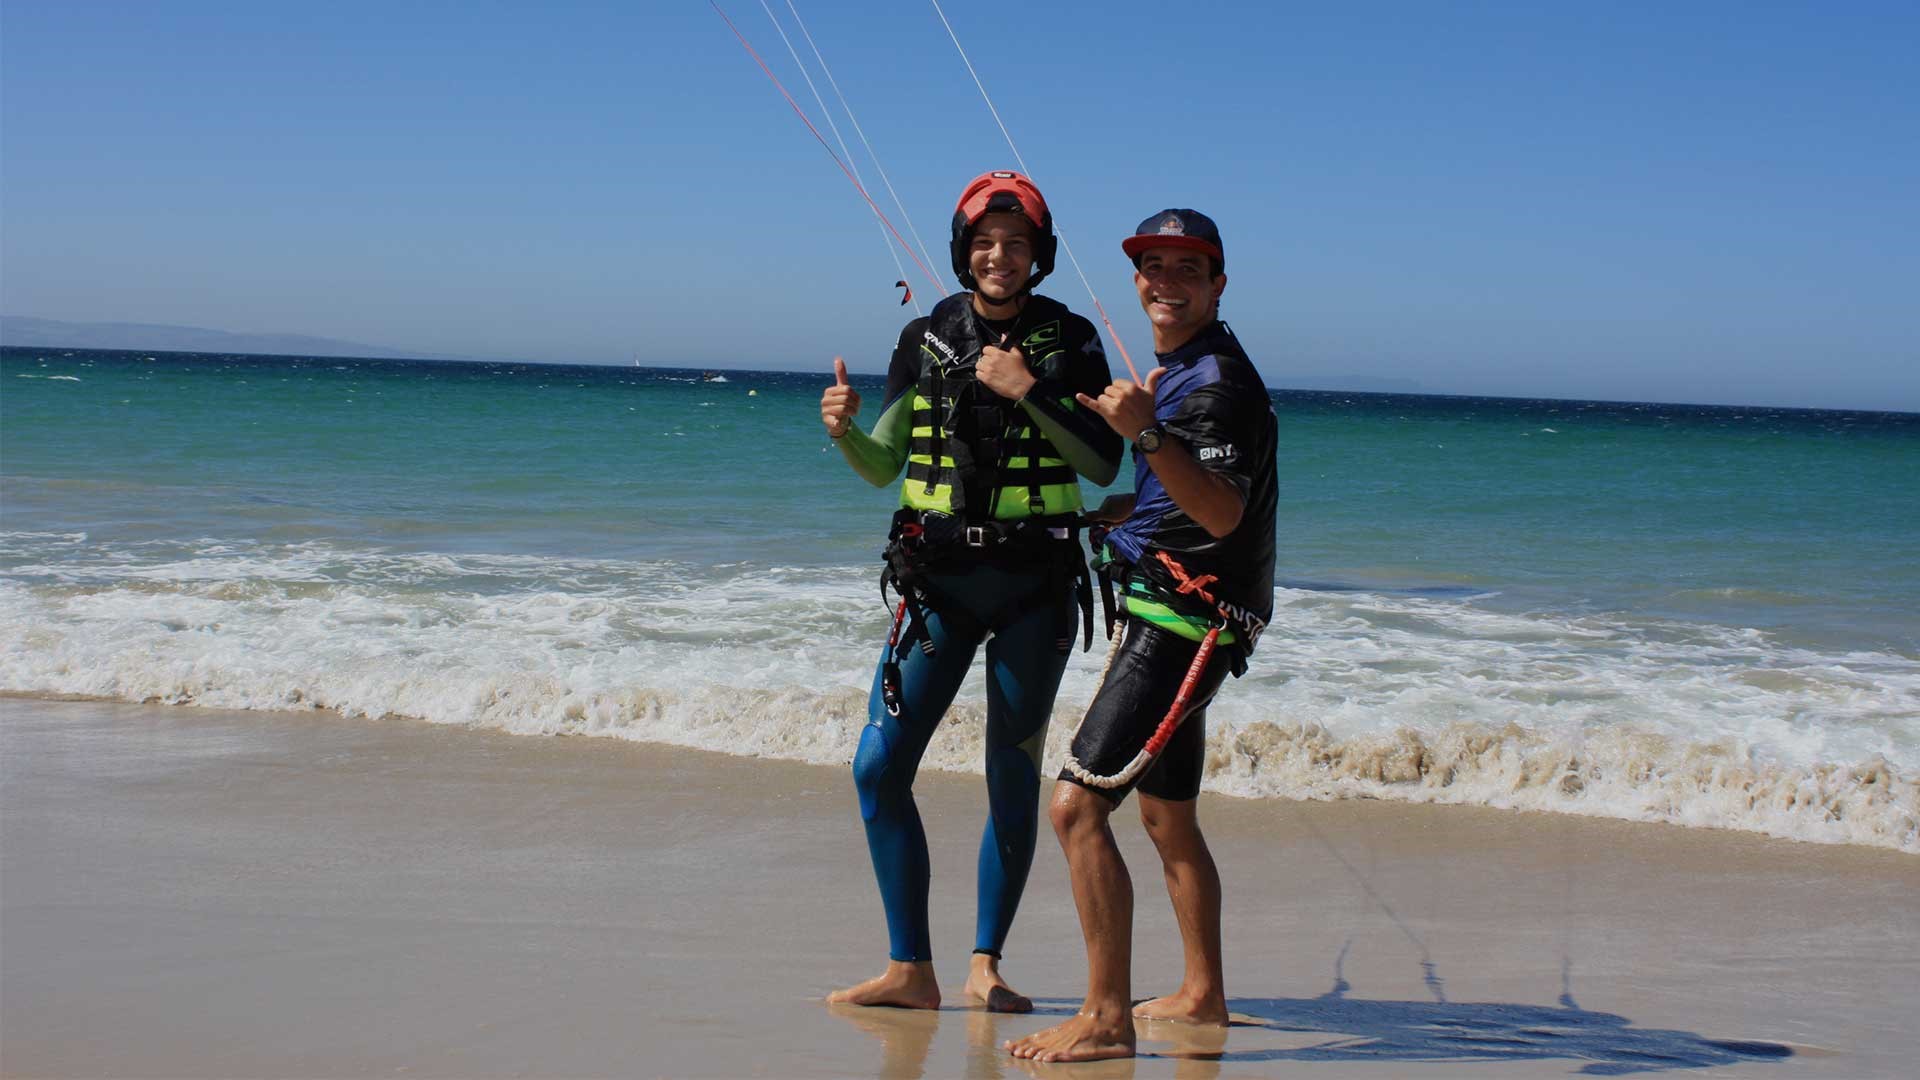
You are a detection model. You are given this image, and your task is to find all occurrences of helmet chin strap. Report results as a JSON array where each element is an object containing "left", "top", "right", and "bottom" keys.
[{"left": 970, "top": 279, "right": 1034, "bottom": 319}]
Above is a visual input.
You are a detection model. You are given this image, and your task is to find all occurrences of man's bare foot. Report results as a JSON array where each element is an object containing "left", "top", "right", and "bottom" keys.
[
  {"left": 962, "top": 954, "right": 1033, "bottom": 1013},
  {"left": 826, "top": 960, "right": 941, "bottom": 1009},
  {"left": 1004, "top": 1008, "right": 1136, "bottom": 1061},
  {"left": 1131, "top": 989, "right": 1228, "bottom": 1025}
]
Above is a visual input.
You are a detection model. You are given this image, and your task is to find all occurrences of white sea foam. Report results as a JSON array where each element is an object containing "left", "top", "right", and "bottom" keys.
[{"left": 2, "top": 537, "right": 1914, "bottom": 853}]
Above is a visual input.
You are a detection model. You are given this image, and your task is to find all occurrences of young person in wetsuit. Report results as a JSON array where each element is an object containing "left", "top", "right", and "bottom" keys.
[
  {"left": 818, "top": 172, "right": 1122, "bottom": 1012},
  {"left": 1006, "top": 209, "right": 1278, "bottom": 1062}
]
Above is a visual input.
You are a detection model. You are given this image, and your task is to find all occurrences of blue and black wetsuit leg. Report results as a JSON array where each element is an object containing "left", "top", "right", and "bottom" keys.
[
  {"left": 853, "top": 596, "right": 987, "bottom": 963},
  {"left": 974, "top": 565, "right": 1071, "bottom": 957}
]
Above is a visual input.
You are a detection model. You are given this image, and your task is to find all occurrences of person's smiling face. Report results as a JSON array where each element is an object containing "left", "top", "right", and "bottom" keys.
[
  {"left": 1133, "top": 247, "right": 1225, "bottom": 347},
  {"left": 970, "top": 213, "right": 1035, "bottom": 307}
]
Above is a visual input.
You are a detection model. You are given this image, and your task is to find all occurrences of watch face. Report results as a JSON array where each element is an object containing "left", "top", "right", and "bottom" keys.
[{"left": 1136, "top": 427, "right": 1163, "bottom": 453}]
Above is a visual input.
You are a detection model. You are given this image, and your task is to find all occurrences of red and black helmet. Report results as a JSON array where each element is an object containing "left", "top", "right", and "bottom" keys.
[{"left": 949, "top": 170, "right": 1058, "bottom": 292}]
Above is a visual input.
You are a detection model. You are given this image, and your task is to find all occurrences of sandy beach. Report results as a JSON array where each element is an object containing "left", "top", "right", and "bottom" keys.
[{"left": 3, "top": 697, "right": 1915, "bottom": 1078}]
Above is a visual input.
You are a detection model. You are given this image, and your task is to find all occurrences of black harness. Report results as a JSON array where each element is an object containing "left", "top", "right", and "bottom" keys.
[{"left": 876, "top": 508, "right": 1095, "bottom": 716}]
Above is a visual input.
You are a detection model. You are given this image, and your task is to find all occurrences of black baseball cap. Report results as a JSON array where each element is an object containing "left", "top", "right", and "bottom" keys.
[{"left": 1121, "top": 209, "right": 1224, "bottom": 268}]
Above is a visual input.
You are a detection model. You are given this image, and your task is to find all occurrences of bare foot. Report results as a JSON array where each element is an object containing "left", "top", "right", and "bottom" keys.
[
  {"left": 963, "top": 954, "right": 1033, "bottom": 1014},
  {"left": 1131, "top": 989, "right": 1228, "bottom": 1025},
  {"left": 826, "top": 960, "right": 941, "bottom": 1010},
  {"left": 1004, "top": 1009, "right": 1135, "bottom": 1062}
]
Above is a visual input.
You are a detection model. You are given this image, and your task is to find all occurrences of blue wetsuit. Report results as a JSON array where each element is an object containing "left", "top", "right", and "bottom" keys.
[
  {"left": 833, "top": 295, "right": 1120, "bottom": 963},
  {"left": 855, "top": 561, "right": 1068, "bottom": 961}
]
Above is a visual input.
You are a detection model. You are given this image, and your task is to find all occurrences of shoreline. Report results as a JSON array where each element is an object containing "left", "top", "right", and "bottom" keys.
[
  {"left": 5, "top": 688, "right": 1914, "bottom": 858},
  {"left": 5, "top": 697, "right": 1917, "bottom": 1077}
]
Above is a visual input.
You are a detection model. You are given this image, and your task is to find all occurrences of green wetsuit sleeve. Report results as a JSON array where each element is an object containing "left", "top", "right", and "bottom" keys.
[
  {"left": 1019, "top": 387, "right": 1120, "bottom": 486},
  {"left": 835, "top": 321, "right": 924, "bottom": 488},
  {"left": 1017, "top": 316, "right": 1123, "bottom": 486},
  {"left": 836, "top": 392, "right": 912, "bottom": 488}
]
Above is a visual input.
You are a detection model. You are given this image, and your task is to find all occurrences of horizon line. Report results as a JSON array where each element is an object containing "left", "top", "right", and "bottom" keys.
[{"left": 5, "top": 343, "right": 1914, "bottom": 418}]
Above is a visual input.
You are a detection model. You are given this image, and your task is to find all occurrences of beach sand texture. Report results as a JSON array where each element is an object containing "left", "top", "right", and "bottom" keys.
[{"left": 4, "top": 698, "right": 1916, "bottom": 1078}]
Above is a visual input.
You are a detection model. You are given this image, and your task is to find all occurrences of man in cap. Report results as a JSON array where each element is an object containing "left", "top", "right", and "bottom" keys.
[{"left": 1006, "top": 209, "right": 1277, "bottom": 1061}]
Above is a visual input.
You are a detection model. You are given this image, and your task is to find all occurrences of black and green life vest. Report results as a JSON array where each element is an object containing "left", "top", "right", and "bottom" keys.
[{"left": 902, "top": 293, "right": 1085, "bottom": 521}]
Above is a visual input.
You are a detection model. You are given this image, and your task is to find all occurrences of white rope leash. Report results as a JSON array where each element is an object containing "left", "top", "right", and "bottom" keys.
[{"left": 1060, "top": 618, "right": 1153, "bottom": 789}]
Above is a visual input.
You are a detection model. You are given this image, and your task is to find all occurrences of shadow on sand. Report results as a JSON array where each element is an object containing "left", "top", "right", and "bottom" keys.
[
  {"left": 1000, "top": 989, "right": 1793, "bottom": 1076},
  {"left": 830, "top": 820, "right": 1799, "bottom": 1077},
  {"left": 834, "top": 987, "right": 1792, "bottom": 1079},
  {"left": 1206, "top": 995, "right": 1790, "bottom": 1075}
]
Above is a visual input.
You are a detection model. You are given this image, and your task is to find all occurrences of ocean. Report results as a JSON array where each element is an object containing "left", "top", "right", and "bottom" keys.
[{"left": 4, "top": 346, "right": 1916, "bottom": 853}]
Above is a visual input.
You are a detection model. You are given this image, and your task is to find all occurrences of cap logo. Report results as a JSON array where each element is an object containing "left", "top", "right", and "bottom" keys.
[{"left": 1158, "top": 216, "right": 1186, "bottom": 236}]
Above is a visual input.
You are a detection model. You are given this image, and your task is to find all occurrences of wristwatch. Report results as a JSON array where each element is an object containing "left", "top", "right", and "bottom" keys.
[{"left": 1134, "top": 424, "right": 1165, "bottom": 454}]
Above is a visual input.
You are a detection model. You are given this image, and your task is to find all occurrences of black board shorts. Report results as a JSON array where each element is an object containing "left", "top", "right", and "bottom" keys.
[{"left": 1061, "top": 619, "right": 1234, "bottom": 804}]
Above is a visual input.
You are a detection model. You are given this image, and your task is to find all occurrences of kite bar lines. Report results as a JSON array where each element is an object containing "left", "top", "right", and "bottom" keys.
[
  {"left": 757, "top": 0, "right": 922, "bottom": 315},
  {"left": 711, "top": 1, "right": 949, "bottom": 302},
  {"left": 928, "top": 0, "right": 1142, "bottom": 383},
  {"left": 778, "top": 0, "right": 946, "bottom": 313}
]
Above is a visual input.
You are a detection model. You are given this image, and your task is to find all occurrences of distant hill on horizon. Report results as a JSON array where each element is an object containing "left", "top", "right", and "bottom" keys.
[{"left": 0, "top": 316, "right": 460, "bottom": 361}]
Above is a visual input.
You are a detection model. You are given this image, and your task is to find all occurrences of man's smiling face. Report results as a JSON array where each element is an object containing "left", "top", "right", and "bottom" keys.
[
  {"left": 969, "top": 213, "right": 1036, "bottom": 306},
  {"left": 1133, "top": 247, "right": 1224, "bottom": 345}
]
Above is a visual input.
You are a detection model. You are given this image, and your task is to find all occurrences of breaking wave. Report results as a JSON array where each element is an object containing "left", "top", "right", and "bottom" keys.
[{"left": 3, "top": 533, "right": 1914, "bottom": 853}]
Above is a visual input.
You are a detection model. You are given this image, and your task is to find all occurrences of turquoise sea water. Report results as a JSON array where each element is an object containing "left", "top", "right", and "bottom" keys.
[{"left": 5, "top": 347, "right": 1917, "bottom": 851}]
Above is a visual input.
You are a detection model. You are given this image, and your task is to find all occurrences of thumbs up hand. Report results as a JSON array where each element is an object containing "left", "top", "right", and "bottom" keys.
[
  {"left": 821, "top": 356, "right": 861, "bottom": 438},
  {"left": 976, "top": 333, "right": 1036, "bottom": 401}
]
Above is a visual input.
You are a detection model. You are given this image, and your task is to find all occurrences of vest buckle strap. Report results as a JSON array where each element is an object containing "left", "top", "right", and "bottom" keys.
[{"left": 965, "top": 525, "right": 989, "bottom": 547}]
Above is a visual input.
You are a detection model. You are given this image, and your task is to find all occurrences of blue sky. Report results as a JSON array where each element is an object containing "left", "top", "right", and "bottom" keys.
[{"left": 4, "top": 1, "right": 1915, "bottom": 409}]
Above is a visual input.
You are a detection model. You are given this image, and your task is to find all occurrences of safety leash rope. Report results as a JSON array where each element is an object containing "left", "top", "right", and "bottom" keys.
[{"left": 1061, "top": 552, "right": 1229, "bottom": 788}]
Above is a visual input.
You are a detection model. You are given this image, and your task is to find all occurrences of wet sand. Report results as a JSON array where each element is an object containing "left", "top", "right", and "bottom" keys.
[{"left": 3, "top": 697, "right": 1916, "bottom": 1078}]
